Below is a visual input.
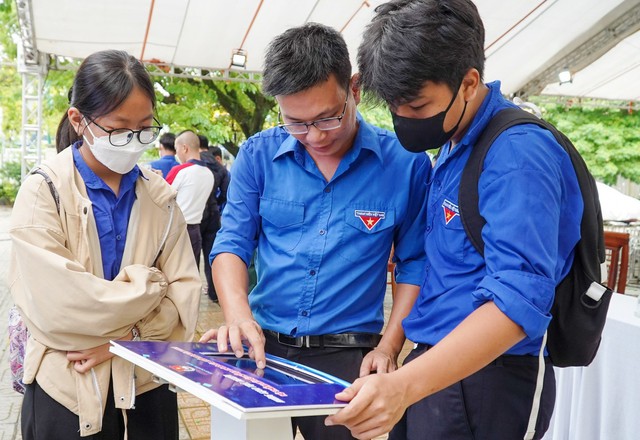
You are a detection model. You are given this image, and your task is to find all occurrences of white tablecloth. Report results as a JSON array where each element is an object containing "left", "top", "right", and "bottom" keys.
[{"left": 542, "top": 294, "right": 640, "bottom": 440}]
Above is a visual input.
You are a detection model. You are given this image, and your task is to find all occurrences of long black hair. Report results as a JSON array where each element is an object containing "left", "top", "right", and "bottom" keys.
[{"left": 55, "top": 50, "right": 156, "bottom": 152}]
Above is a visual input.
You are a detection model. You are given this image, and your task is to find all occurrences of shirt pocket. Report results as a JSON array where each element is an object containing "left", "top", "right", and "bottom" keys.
[
  {"left": 338, "top": 205, "right": 396, "bottom": 263},
  {"left": 435, "top": 198, "right": 466, "bottom": 263},
  {"left": 259, "top": 197, "right": 305, "bottom": 251}
]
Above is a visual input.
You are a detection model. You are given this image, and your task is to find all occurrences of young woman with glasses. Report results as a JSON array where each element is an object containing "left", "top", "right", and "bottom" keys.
[{"left": 9, "top": 49, "right": 201, "bottom": 439}]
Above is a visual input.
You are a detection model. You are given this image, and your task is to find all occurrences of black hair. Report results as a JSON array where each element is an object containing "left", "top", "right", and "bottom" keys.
[
  {"left": 159, "top": 132, "right": 176, "bottom": 153},
  {"left": 262, "top": 23, "right": 351, "bottom": 96},
  {"left": 209, "top": 146, "right": 222, "bottom": 158},
  {"left": 198, "top": 134, "right": 209, "bottom": 150},
  {"left": 55, "top": 50, "right": 156, "bottom": 152},
  {"left": 357, "top": 0, "right": 485, "bottom": 105}
]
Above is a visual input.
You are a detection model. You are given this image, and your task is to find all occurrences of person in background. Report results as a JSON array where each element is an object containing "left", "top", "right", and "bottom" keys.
[
  {"left": 208, "top": 146, "right": 230, "bottom": 212},
  {"left": 167, "top": 130, "right": 215, "bottom": 270},
  {"left": 9, "top": 49, "right": 200, "bottom": 440},
  {"left": 198, "top": 134, "right": 216, "bottom": 164},
  {"left": 199, "top": 23, "right": 430, "bottom": 440},
  {"left": 326, "top": 1, "right": 582, "bottom": 439},
  {"left": 197, "top": 135, "right": 226, "bottom": 302},
  {"left": 149, "top": 132, "right": 179, "bottom": 178}
]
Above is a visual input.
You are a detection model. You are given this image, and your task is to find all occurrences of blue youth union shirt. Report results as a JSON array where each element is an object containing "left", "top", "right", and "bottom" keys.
[
  {"left": 149, "top": 155, "right": 180, "bottom": 179},
  {"left": 211, "top": 115, "right": 430, "bottom": 336},
  {"left": 402, "top": 81, "right": 583, "bottom": 356},
  {"left": 73, "top": 143, "right": 140, "bottom": 281}
]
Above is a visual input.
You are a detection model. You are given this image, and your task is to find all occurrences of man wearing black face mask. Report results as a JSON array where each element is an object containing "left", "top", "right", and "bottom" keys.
[
  {"left": 391, "top": 76, "right": 468, "bottom": 153},
  {"left": 326, "top": 1, "right": 583, "bottom": 440}
]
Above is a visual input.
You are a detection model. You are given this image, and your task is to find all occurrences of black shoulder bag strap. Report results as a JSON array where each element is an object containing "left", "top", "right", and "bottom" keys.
[
  {"left": 31, "top": 168, "right": 60, "bottom": 214},
  {"left": 460, "top": 107, "right": 574, "bottom": 255},
  {"left": 459, "top": 107, "right": 605, "bottom": 270}
]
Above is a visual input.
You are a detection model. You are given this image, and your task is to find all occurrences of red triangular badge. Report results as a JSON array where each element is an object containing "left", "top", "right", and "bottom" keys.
[
  {"left": 358, "top": 216, "right": 382, "bottom": 231},
  {"left": 443, "top": 206, "right": 458, "bottom": 225}
]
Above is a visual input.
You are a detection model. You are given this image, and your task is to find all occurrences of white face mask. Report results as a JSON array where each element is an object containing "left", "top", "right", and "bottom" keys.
[{"left": 83, "top": 124, "right": 149, "bottom": 174}]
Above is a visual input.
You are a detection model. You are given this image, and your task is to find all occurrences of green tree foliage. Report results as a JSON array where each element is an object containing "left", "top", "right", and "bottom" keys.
[
  {"left": 0, "top": 160, "right": 21, "bottom": 204},
  {"left": 0, "top": 65, "right": 21, "bottom": 139},
  {"left": 358, "top": 101, "right": 393, "bottom": 131},
  {"left": 42, "top": 68, "right": 75, "bottom": 145},
  {"left": 0, "top": 0, "right": 21, "bottom": 139},
  {"left": 154, "top": 73, "right": 277, "bottom": 156},
  {"left": 539, "top": 104, "right": 640, "bottom": 185},
  {"left": 0, "top": 1, "right": 17, "bottom": 59}
]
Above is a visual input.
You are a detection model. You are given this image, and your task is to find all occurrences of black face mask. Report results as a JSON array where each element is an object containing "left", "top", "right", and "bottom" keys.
[{"left": 391, "top": 85, "right": 468, "bottom": 153}]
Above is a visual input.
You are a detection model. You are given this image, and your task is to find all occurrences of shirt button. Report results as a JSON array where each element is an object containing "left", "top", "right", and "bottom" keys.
[
  {"left": 426, "top": 225, "right": 431, "bottom": 232},
  {"left": 116, "top": 235, "right": 122, "bottom": 240},
  {"left": 324, "top": 187, "right": 331, "bottom": 193},
  {"left": 319, "top": 229, "right": 326, "bottom": 235},
  {"left": 309, "top": 270, "right": 316, "bottom": 276},
  {"left": 301, "top": 311, "right": 309, "bottom": 317}
]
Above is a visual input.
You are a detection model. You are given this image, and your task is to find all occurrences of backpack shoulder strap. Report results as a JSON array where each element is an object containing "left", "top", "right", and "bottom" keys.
[
  {"left": 459, "top": 107, "right": 551, "bottom": 256},
  {"left": 30, "top": 168, "right": 60, "bottom": 215}
]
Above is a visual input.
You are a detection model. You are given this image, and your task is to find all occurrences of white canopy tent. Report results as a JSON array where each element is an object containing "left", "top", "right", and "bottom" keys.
[
  {"left": 17, "top": 0, "right": 640, "bottom": 98},
  {"left": 13, "top": 0, "right": 640, "bottom": 176},
  {"left": 597, "top": 182, "right": 640, "bottom": 222}
]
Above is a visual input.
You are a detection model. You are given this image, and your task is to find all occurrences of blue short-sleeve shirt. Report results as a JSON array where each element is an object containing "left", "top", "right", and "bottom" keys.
[{"left": 149, "top": 155, "right": 180, "bottom": 179}]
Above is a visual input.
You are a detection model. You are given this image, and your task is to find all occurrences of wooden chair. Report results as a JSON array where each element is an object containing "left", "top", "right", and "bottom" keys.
[{"left": 603, "top": 231, "right": 630, "bottom": 294}]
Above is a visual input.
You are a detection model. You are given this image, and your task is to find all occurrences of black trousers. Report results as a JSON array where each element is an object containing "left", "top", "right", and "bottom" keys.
[
  {"left": 264, "top": 334, "right": 369, "bottom": 440},
  {"left": 186, "top": 224, "right": 202, "bottom": 269},
  {"left": 389, "top": 346, "right": 556, "bottom": 440},
  {"left": 200, "top": 216, "right": 220, "bottom": 302},
  {"left": 21, "top": 380, "right": 178, "bottom": 440}
]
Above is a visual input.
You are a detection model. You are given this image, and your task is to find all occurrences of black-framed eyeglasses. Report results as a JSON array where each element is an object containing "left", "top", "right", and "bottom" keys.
[
  {"left": 86, "top": 117, "right": 162, "bottom": 147},
  {"left": 278, "top": 96, "right": 349, "bottom": 135}
]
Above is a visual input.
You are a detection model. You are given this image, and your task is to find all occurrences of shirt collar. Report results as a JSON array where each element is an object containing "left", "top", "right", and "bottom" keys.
[
  {"left": 457, "top": 80, "right": 518, "bottom": 150},
  {"left": 273, "top": 112, "right": 384, "bottom": 164}
]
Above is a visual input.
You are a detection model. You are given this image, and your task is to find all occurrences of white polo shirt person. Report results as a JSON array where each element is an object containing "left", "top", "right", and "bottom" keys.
[{"left": 166, "top": 130, "right": 215, "bottom": 267}]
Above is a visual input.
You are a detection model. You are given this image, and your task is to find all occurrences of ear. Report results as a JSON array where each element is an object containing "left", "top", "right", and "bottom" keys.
[
  {"left": 350, "top": 73, "right": 361, "bottom": 106},
  {"left": 461, "top": 68, "right": 481, "bottom": 102},
  {"left": 67, "top": 107, "right": 84, "bottom": 135}
]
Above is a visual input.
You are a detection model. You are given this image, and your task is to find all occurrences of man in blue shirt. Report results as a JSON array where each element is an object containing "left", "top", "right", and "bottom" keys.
[
  {"left": 199, "top": 23, "right": 429, "bottom": 440},
  {"left": 148, "top": 132, "right": 179, "bottom": 178},
  {"left": 326, "top": 1, "right": 582, "bottom": 440}
]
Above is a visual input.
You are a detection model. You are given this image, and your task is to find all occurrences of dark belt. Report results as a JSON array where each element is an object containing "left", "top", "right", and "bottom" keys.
[{"left": 264, "top": 330, "right": 382, "bottom": 349}]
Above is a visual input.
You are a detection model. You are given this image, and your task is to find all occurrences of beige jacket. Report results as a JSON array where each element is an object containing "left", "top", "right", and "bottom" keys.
[{"left": 9, "top": 147, "right": 201, "bottom": 436}]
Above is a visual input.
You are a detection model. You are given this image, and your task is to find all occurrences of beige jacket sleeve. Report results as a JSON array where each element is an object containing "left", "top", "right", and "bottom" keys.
[
  {"left": 10, "top": 174, "right": 169, "bottom": 350},
  {"left": 135, "top": 205, "right": 201, "bottom": 343}
]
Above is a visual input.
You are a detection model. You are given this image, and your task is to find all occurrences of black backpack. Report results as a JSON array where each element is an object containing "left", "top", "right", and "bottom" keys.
[{"left": 458, "top": 107, "right": 612, "bottom": 367}]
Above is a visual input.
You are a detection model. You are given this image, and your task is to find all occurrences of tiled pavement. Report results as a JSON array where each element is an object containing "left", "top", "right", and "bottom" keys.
[{"left": 0, "top": 205, "right": 406, "bottom": 439}]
